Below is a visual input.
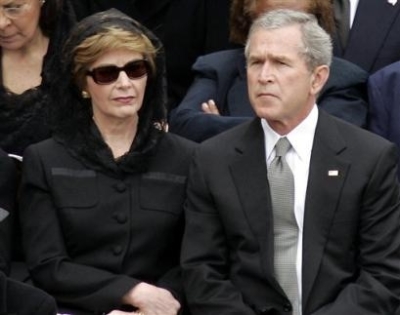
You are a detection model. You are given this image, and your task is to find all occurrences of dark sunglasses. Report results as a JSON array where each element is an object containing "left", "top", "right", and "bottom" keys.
[{"left": 86, "top": 59, "right": 149, "bottom": 85}]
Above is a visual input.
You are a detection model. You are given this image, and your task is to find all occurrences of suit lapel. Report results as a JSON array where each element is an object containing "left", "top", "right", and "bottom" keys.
[
  {"left": 345, "top": 0, "right": 400, "bottom": 71},
  {"left": 229, "top": 120, "right": 278, "bottom": 282},
  {"left": 302, "top": 112, "right": 350, "bottom": 310}
]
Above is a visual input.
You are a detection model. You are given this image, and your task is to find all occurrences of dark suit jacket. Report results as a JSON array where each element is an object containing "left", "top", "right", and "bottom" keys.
[
  {"left": 181, "top": 110, "right": 400, "bottom": 315},
  {"left": 0, "top": 149, "right": 17, "bottom": 275},
  {"left": 0, "top": 271, "right": 57, "bottom": 315},
  {"left": 70, "top": 0, "right": 232, "bottom": 109},
  {"left": 169, "top": 49, "right": 368, "bottom": 142},
  {"left": 334, "top": 0, "right": 400, "bottom": 73},
  {"left": 367, "top": 60, "right": 400, "bottom": 178},
  {"left": 19, "top": 133, "right": 196, "bottom": 314}
]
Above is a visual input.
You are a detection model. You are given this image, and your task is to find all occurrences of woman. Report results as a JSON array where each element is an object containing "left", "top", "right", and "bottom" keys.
[
  {"left": 19, "top": 9, "right": 195, "bottom": 315},
  {"left": 0, "top": 0, "right": 75, "bottom": 156},
  {"left": 69, "top": 0, "right": 233, "bottom": 111},
  {"left": 169, "top": 0, "right": 369, "bottom": 142}
]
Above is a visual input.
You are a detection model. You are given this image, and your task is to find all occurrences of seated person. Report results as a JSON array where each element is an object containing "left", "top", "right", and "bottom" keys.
[
  {"left": 169, "top": 0, "right": 368, "bottom": 142},
  {"left": 0, "top": 150, "right": 56, "bottom": 314},
  {"left": 368, "top": 59, "right": 400, "bottom": 179},
  {"left": 0, "top": 0, "right": 75, "bottom": 156},
  {"left": 19, "top": 9, "right": 195, "bottom": 315},
  {"left": 0, "top": 148, "right": 18, "bottom": 274}
]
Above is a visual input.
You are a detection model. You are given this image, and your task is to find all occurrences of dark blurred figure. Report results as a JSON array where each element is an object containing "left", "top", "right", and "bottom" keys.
[
  {"left": 0, "top": 0, "right": 75, "bottom": 156},
  {"left": 0, "top": 149, "right": 56, "bottom": 315},
  {"left": 333, "top": 0, "right": 400, "bottom": 73},
  {"left": 70, "top": 0, "right": 233, "bottom": 110},
  {"left": 0, "top": 148, "right": 17, "bottom": 274}
]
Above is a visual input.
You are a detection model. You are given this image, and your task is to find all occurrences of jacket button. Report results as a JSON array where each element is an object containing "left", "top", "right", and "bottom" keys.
[
  {"left": 112, "top": 245, "right": 123, "bottom": 256},
  {"left": 113, "top": 212, "right": 127, "bottom": 224},
  {"left": 114, "top": 182, "right": 126, "bottom": 192},
  {"left": 283, "top": 303, "right": 292, "bottom": 312}
]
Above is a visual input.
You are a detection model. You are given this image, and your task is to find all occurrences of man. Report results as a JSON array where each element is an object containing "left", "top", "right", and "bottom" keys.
[
  {"left": 333, "top": 0, "right": 400, "bottom": 73},
  {"left": 181, "top": 9, "right": 400, "bottom": 315}
]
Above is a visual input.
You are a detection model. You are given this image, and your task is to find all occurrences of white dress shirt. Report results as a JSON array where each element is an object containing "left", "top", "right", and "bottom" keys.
[
  {"left": 349, "top": 0, "right": 360, "bottom": 27},
  {"left": 261, "top": 105, "right": 319, "bottom": 315}
]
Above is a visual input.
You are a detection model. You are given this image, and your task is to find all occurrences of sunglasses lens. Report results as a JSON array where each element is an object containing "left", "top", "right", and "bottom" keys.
[
  {"left": 125, "top": 60, "right": 148, "bottom": 79},
  {"left": 91, "top": 66, "right": 119, "bottom": 84},
  {"left": 87, "top": 60, "right": 149, "bottom": 84}
]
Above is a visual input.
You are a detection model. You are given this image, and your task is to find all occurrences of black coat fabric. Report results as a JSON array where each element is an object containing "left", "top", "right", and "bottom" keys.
[
  {"left": 19, "top": 9, "right": 197, "bottom": 314},
  {"left": 181, "top": 112, "right": 400, "bottom": 314},
  {"left": 0, "top": 1, "right": 76, "bottom": 156},
  {"left": 0, "top": 149, "right": 17, "bottom": 275},
  {"left": 0, "top": 271, "right": 57, "bottom": 315},
  {"left": 20, "top": 133, "right": 196, "bottom": 314},
  {"left": 69, "top": 0, "right": 233, "bottom": 109}
]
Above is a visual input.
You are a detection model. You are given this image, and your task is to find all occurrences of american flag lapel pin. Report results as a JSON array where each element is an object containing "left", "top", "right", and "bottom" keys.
[
  {"left": 388, "top": 0, "right": 398, "bottom": 6},
  {"left": 328, "top": 170, "right": 339, "bottom": 177}
]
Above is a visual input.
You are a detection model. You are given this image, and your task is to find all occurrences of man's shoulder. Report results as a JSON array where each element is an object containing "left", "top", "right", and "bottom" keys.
[
  {"left": 193, "top": 48, "right": 245, "bottom": 71},
  {"left": 200, "top": 119, "right": 257, "bottom": 151},
  {"left": 320, "top": 112, "right": 394, "bottom": 151}
]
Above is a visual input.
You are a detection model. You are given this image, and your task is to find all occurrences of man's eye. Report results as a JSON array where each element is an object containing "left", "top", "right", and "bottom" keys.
[{"left": 4, "top": 3, "right": 24, "bottom": 13}]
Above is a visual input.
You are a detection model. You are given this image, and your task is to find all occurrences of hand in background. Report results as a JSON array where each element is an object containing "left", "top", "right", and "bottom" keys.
[{"left": 201, "top": 99, "right": 220, "bottom": 115}]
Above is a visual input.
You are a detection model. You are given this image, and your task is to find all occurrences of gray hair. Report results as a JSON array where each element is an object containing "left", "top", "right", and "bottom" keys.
[{"left": 244, "top": 9, "right": 333, "bottom": 71}]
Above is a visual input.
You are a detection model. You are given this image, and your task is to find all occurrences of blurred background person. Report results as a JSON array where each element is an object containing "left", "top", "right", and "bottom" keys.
[
  {"left": 169, "top": 0, "right": 369, "bottom": 143},
  {"left": 0, "top": 147, "right": 17, "bottom": 275},
  {"left": 333, "top": 0, "right": 400, "bottom": 73},
  {"left": 367, "top": 59, "right": 400, "bottom": 179},
  {"left": 19, "top": 9, "right": 195, "bottom": 315},
  {"left": 0, "top": 149, "right": 56, "bottom": 315},
  {"left": 0, "top": 0, "right": 75, "bottom": 156}
]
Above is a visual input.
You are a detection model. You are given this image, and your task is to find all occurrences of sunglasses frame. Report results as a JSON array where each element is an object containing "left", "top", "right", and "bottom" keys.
[{"left": 86, "top": 59, "right": 150, "bottom": 85}]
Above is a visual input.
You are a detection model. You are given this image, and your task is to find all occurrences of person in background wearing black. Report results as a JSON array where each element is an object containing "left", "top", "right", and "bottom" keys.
[{"left": 0, "top": 0, "right": 75, "bottom": 156}]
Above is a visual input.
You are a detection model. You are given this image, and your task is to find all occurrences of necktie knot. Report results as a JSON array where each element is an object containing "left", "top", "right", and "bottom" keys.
[{"left": 275, "top": 137, "right": 291, "bottom": 158}]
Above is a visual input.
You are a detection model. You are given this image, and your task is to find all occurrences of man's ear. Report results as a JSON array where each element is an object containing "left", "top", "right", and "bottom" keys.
[{"left": 310, "top": 65, "right": 330, "bottom": 96}]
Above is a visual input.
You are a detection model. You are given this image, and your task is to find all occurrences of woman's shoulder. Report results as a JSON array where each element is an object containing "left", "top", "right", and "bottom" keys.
[{"left": 160, "top": 132, "right": 198, "bottom": 152}]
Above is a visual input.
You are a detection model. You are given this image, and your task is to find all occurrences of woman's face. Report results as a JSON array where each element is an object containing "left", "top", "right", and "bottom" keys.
[
  {"left": 0, "top": 0, "right": 43, "bottom": 50},
  {"left": 85, "top": 49, "right": 148, "bottom": 125},
  {"left": 250, "top": 0, "right": 309, "bottom": 19}
]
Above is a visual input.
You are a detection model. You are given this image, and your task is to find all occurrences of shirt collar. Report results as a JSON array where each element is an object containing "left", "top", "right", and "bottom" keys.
[{"left": 261, "top": 105, "right": 318, "bottom": 162}]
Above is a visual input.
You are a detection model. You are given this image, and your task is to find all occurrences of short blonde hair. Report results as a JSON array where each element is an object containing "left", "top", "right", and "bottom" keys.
[{"left": 72, "top": 26, "right": 158, "bottom": 88}]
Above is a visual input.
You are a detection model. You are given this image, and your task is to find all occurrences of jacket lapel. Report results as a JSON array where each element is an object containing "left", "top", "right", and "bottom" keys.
[
  {"left": 344, "top": 0, "right": 400, "bottom": 71},
  {"left": 229, "top": 120, "right": 278, "bottom": 282},
  {"left": 302, "top": 112, "right": 350, "bottom": 310}
]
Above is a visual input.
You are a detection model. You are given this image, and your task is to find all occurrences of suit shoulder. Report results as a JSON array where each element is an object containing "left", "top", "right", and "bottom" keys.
[
  {"left": 200, "top": 120, "right": 254, "bottom": 151},
  {"left": 330, "top": 114, "right": 394, "bottom": 150},
  {"left": 157, "top": 133, "right": 198, "bottom": 161},
  {"left": 330, "top": 57, "right": 368, "bottom": 82},
  {"left": 24, "top": 138, "right": 61, "bottom": 156},
  {"left": 193, "top": 48, "right": 244, "bottom": 71},
  {"left": 369, "top": 60, "right": 400, "bottom": 85},
  {"left": 161, "top": 132, "right": 198, "bottom": 151}
]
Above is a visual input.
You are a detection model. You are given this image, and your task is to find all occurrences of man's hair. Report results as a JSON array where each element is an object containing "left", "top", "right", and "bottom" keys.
[{"left": 245, "top": 9, "right": 333, "bottom": 70}]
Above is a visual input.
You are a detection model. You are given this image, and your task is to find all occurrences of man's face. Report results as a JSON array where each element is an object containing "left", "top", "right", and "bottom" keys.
[{"left": 246, "top": 25, "right": 324, "bottom": 134}]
